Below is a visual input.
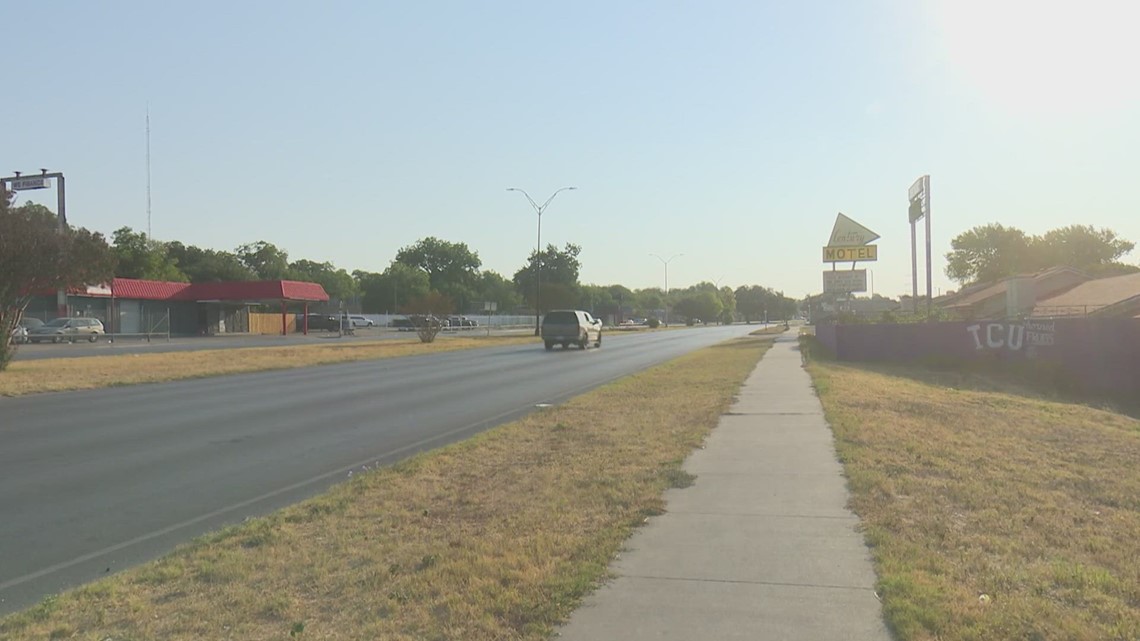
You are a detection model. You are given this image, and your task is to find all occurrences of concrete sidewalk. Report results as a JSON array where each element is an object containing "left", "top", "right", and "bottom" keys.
[{"left": 557, "top": 334, "right": 892, "bottom": 640}]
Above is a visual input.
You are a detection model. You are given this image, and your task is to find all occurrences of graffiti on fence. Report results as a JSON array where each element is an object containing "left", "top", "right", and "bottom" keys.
[{"left": 966, "top": 320, "right": 1056, "bottom": 355}]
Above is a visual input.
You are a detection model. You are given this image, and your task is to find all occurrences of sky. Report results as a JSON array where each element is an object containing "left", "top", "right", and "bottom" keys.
[{"left": 4, "top": 0, "right": 1139, "bottom": 299}]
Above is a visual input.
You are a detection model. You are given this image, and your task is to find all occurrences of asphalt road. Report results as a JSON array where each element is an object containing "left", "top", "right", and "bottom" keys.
[{"left": 0, "top": 324, "right": 757, "bottom": 615}]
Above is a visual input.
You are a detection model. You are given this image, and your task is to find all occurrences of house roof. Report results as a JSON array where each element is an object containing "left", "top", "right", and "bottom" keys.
[
  {"left": 110, "top": 279, "right": 194, "bottom": 300},
  {"left": 941, "top": 266, "right": 1088, "bottom": 310},
  {"left": 83, "top": 278, "right": 330, "bottom": 303},
  {"left": 186, "top": 280, "right": 330, "bottom": 302},
  {"left": 1032, "top": 272, "right": 1140, "bottom": 317}
]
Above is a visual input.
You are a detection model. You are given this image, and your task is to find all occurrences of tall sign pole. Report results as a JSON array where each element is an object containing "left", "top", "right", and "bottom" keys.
[
  {"left": 2, "top": 170, "right": 68, "bottom": 317},
  {"left": 924, "top": 175, "right": 932, "bottom": 316},
  {"left": 910, "top": 215, "right": 918, "bottom": 313},
  {"left": 908, "top": 175, "right": 931, "bottom": 316}
]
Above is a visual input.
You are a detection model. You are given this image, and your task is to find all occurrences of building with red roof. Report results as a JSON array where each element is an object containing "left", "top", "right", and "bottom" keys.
[{"left": 26, "top": 278, "right": 329, "bottom": 336}]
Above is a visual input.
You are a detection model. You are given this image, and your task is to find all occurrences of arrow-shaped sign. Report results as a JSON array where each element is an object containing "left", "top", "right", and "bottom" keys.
[{"left": 829, "top": 213, "right": 880, "bottom": 247}]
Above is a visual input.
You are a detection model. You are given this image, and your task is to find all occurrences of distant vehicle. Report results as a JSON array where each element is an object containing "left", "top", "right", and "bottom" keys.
[
  {"left": 10, "top": 317, "right": 44, "bottom": 344},
  {"left": 28, "top": 317, "right": 105, "bottom": 343},
  {"left": 344, "top": 315, "right": 374, "bottom": 328},
  {"left": 541, "top": 310, "right": 602, "bottom": 351},
  {"left": 390, "top": 317, "right": 414, "bottom": 331},
  {"left": 447, "top": 316, "right": 478, "bottom": 329},
  {"left": 392, "top": 315, "right": 446, "bottom": 331},
  {"left": 302, "top": 313, "right": 340, "bottom": 331},
  {"left": 414, "top": 315, "right": 447, "bottom": 328}
]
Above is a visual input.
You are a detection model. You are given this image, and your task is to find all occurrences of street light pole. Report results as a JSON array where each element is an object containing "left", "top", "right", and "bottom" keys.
[
  {"left": 507, "top": 186, "right": 577, "bottom": 335},
  {"left": 3, "top": 169, "right": 68, "bottom": 317},
  {"left": 650, "top": 253, "right": 683, "bottom": 325}
]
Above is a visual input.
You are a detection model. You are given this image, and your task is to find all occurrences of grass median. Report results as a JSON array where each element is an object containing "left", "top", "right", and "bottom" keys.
[
  {"left": 0, "top": 334, "right": 774, "bottom": 641},
  {"left": 804, "top": 343, "right": 1140, "bottom": 641},
  {"left": 0, "top": 335, "right": 538, "bottom": 397}
]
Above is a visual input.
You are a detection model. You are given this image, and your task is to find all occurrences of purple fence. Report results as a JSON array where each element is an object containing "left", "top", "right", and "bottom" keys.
[{"left": 814, "top": 319, "right": 1140, "bottom": 394}]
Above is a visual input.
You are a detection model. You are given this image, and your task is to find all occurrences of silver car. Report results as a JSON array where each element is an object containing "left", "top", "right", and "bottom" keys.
[
  {"left": 28, "top": 317, "right": 106, "bottom": 343},
  {"left": 10, "top": 317, "right": 45, "bottom": 344}
]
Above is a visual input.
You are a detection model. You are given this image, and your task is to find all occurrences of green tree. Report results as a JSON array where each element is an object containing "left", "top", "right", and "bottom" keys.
[
  {"left": 395, "top": 237, "right": 482, "bottom": 310},
  {"left": 717, "top": 286, "right": 737, "bottom": 324},
  {"left": 531, "top": 283, "right": 579, "bottom": 313},
  {"left": 355, "top": 263, "right": 431, "bottom": 314},
  {"left": 1035, "top": 225, "right": 1134, "bottom": 271},
  {"left": 287, "top": 259, "right": 358, "bottom": 300},
  {"left": 946, "top": 223, "right": 1136, "bottom": 285},
  {"left": 603, "top": 285, "right": 634, "bottom": 321},
  {"left": 513, "top": 243, "right": 582, "bottom": 312},
  {"left": 236, "top": 241, "right": 290, "bottom": 280},
  {"left": 633, "top": 288, "right": 664, "bottom": 317},
  {"left": 672, "top": 290, "right": 723, "bottom": 324},
  {"left": 734, "top": 285, "right": 775, "bottom": 323},
  {"left": 166, "top": 242, "right": 256, "bottom": 282},
  {"left": 578, "top": 284, "right": 617, "bottom": 319},
  {"left": 772, "top": 291, "right": 798, "bottom": 321},
  {"left": 472, "top": 270, "right": 522, "bottom": 314},
  {"left": 945, "top": 224, "right": 1034, "bottom": 285},
  {"left": 402, "top": 291, "right": 455, "bottom": 315},
  {"left": 112, "top": 227, "right": 187, "bottom": 281},
  {"left": 1, "top": 203, "right": 116, "bottom": 370}
]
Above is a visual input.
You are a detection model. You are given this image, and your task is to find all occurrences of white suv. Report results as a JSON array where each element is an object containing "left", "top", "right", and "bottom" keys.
[
  {"left": 345, "top": 315, "right": 374, "bottom": 328},
  {"left": 541, "top": 310, "right": 603, "bottom": 351}
]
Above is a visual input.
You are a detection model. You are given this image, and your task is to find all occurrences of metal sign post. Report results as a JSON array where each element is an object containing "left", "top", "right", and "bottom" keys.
[
  {"left": 484, "top": 301, "right": 497, "bottom": 336},
  {"left": 3, "top": 170, "right": 68, "bottom": 317},
  {"left": 908, "top": 175, "right": 931, "bottom": 316},
  {"left": 925, "top": 176, "right": 932, "bottom": 316}
]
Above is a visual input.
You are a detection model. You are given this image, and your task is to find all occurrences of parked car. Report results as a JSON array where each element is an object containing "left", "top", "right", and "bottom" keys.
[
  {"left": 447, "top": 316, "right": 479, "bottom": 329},
  {"left": 541, "top": 310, "right": 602, "bottom": 350},
  {"left": 344, "top": 315, "right": 374, "bottom": 328},
  {"left": 390, "top": 315, "right": 446, "bottom": 331},
  {"left": 390, "top": 317, "right": 415, "bottom": 331},
  {"left": 10, "top": 317, "right": 44, "bottom": 344},
  {"left": 302, "top": 313, "right": 340, "bottom": 331},
  {"left": 28, "top": 317, "right": 105, "bottom": 343}
]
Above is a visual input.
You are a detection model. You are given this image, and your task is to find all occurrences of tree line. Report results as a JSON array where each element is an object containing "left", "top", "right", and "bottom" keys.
[
  {"left": 945, "top": 223, "right": 1136, "bottom": 285},
  {"left": 1, "top": 189, "right": 798, "bottom": 369},
  {"left": 113, "top": 227, "right": 799, "bottom": 324}
]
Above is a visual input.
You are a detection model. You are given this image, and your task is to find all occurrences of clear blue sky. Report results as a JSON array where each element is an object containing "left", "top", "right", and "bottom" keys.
[{"left": 5, "top": 0, "right": 1138, "bottom": 298}]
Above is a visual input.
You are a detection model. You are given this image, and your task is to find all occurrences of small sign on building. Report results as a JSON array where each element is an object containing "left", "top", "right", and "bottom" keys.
[
  {"left": 9, "top": 177, "right": 51, "bottom": 191},
  {"left": 823, "top": 269, "right": 868, "bottom": 294}
]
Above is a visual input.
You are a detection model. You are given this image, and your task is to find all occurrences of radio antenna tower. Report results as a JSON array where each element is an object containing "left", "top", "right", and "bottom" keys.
[{"left": 146, "top": 105, "right": 152, "bottom": 238}]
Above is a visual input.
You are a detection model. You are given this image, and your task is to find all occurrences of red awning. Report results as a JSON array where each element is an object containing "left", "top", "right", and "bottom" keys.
[{"left": 107, "top": 278, "right": 329, "bottom": 302}]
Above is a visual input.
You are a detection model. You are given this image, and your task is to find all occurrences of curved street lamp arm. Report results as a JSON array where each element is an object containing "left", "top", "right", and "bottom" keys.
[
  {"left": 506, "top": 187, "right": 540, "bottom": 213},
  {"left": 649, "top": 253, "right": 684, "bottom": 265},
  {"left": 539, "top": 186, "right": 577, "bottom": 212}
]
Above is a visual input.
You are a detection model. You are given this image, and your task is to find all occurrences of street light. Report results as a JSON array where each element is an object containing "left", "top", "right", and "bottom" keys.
[
  {"left": 649, "top": 253, "right": 683, "bottom": 325},
  {"left": 507, "top": 186, "right": 577, "bottom": 335}
]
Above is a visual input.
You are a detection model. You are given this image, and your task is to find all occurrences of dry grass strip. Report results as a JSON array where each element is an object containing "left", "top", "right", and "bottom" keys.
[
  {"left": 0, "top": 335, "right": 773, "bottom": 641},
  {"left": 807, "top": 357, "right": 1140, "bottom": 641},
  {"left": 0, "top": 336, "right": 535, "bottom": 397}
]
